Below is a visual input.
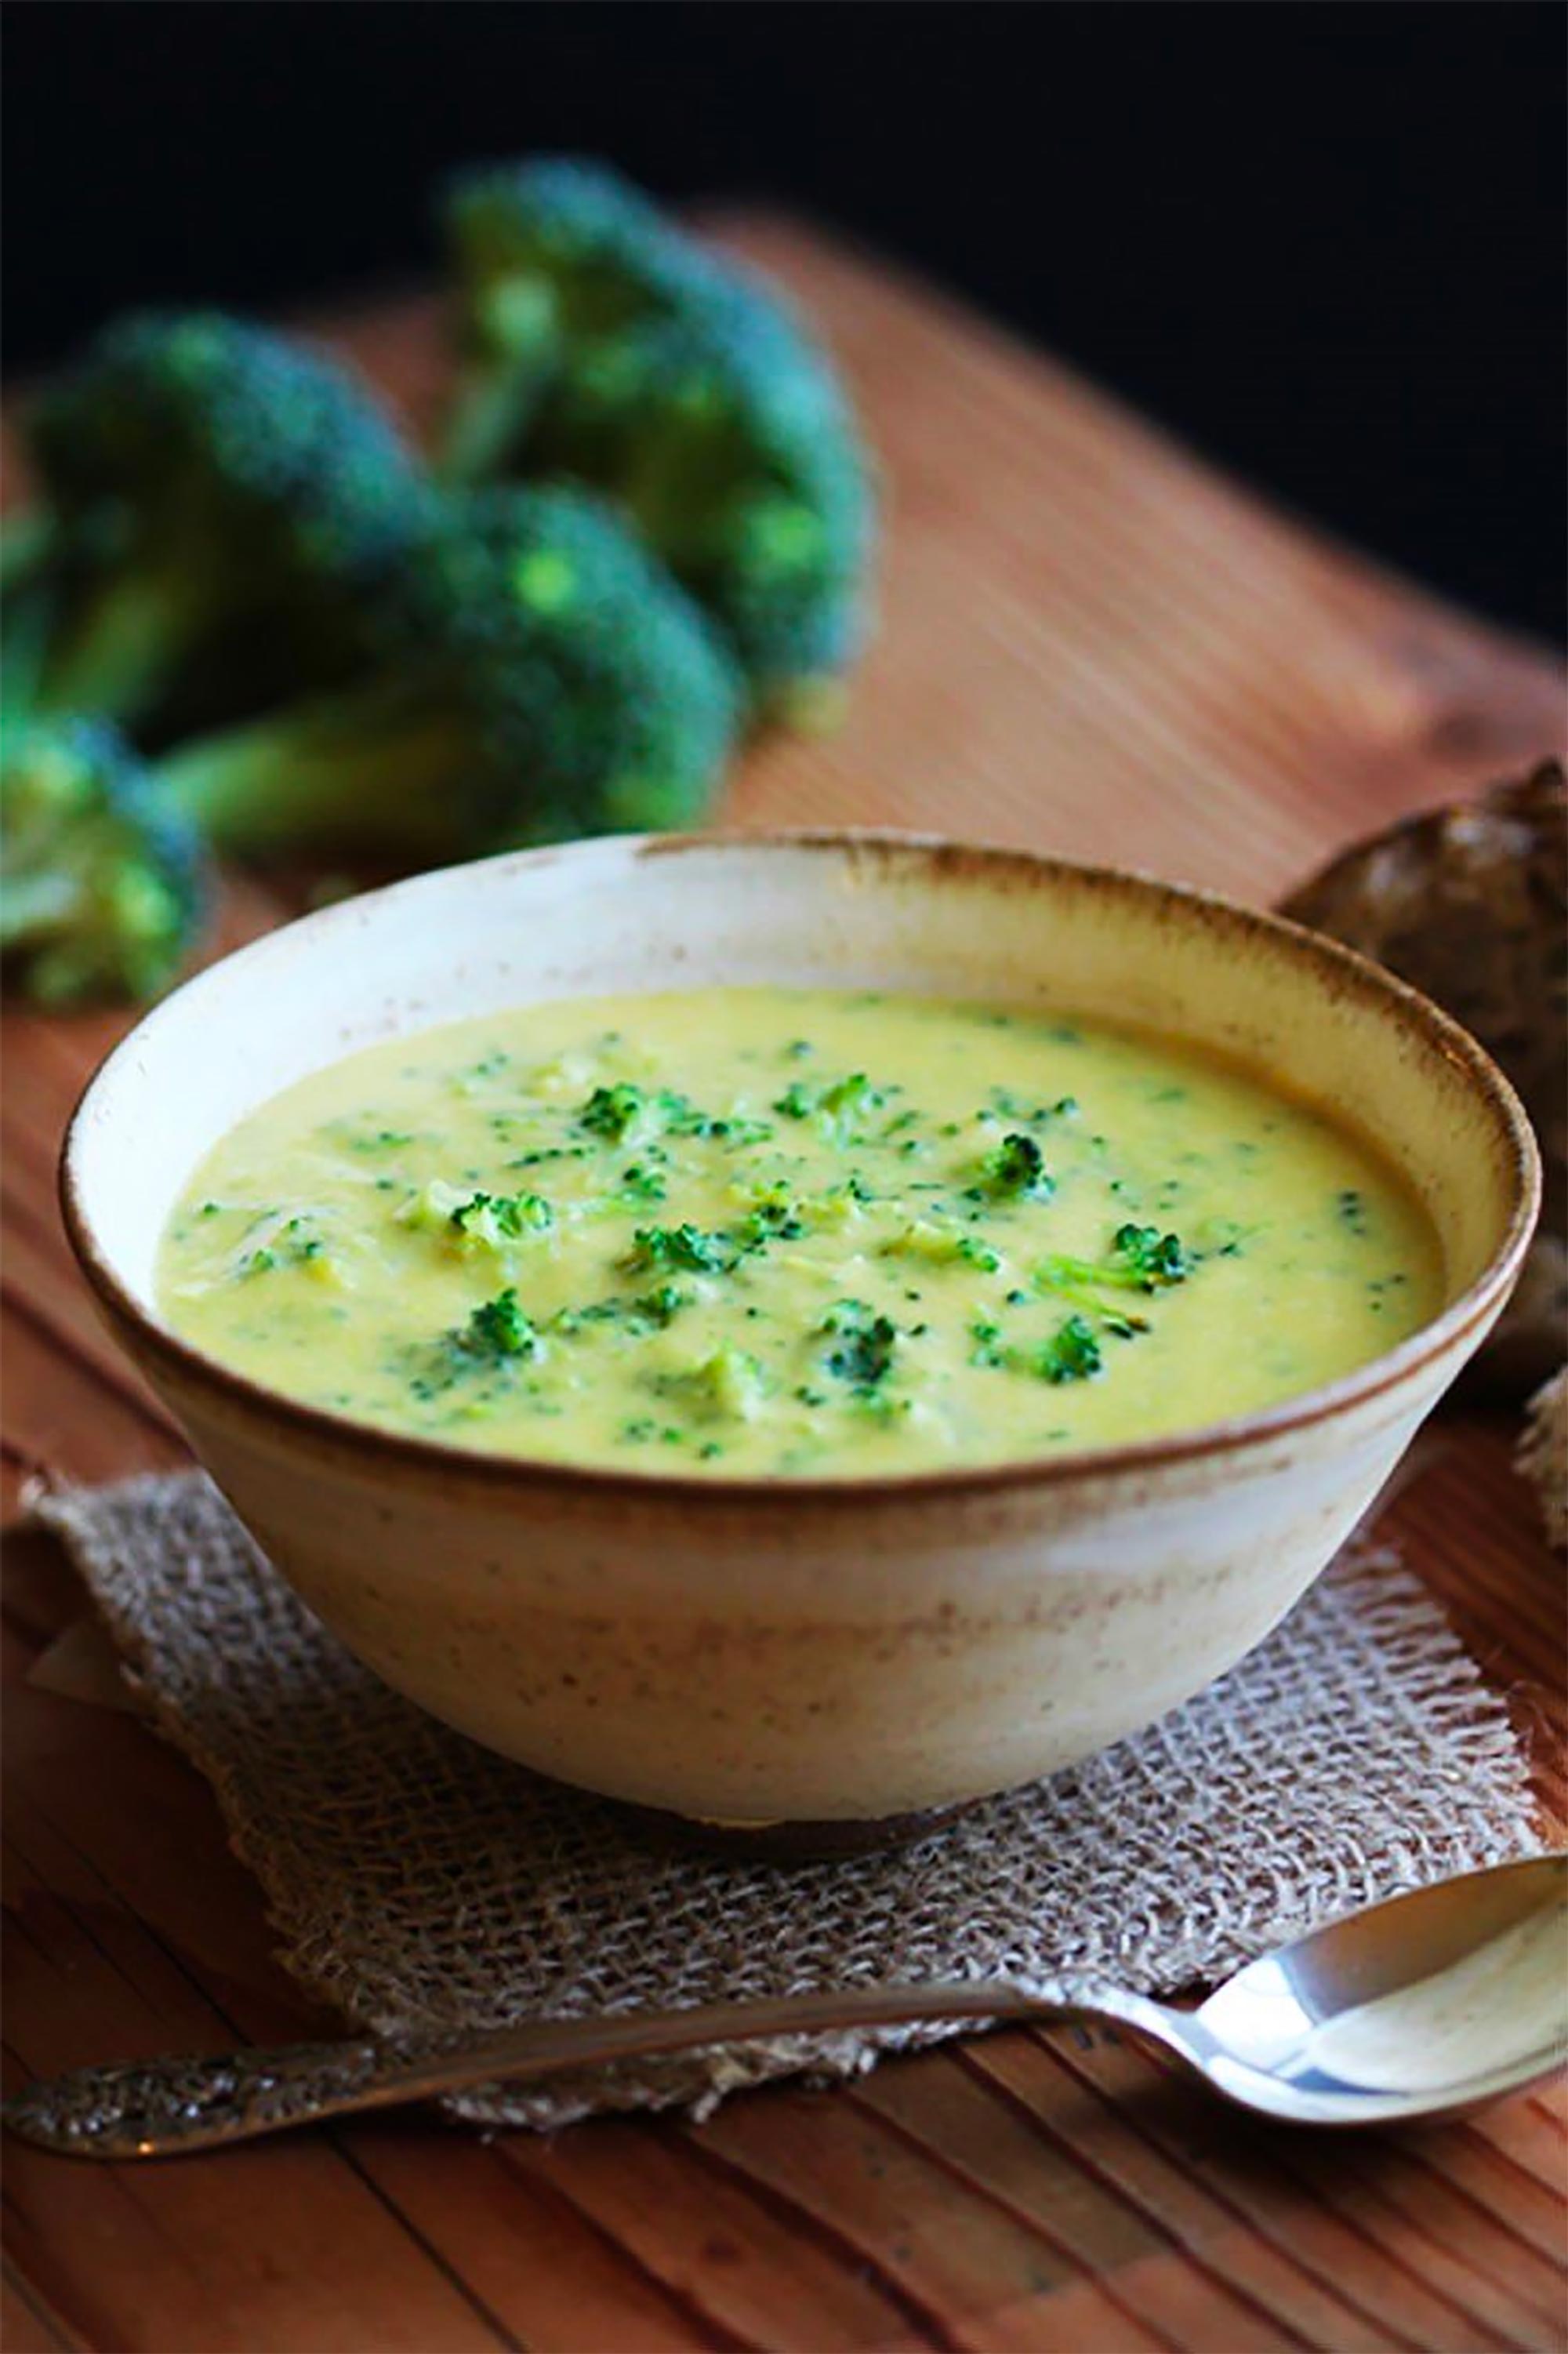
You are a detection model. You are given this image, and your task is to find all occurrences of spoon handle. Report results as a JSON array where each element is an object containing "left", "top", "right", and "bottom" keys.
[{"left": 3, "top": 1975, "right": 1163, "bottom": 2159}]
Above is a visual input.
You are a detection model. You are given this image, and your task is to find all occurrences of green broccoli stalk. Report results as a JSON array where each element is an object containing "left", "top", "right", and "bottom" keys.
[
  {"left": 434, "top": 158, "right": 877, "bottom": 722},
  {"left": 0, "top": 717, "right": 209, "bottom": 1004},
  {"left": 0, "top": 576, "right": 58, "bottom": 739},
  {"left": 0, "top": 511, "right": 64, "bottom": 733},
  {"left": 7, "top": 312, "right": 429, "bottom": 734},
  {"left": 152, "top": 485, "right": 742, "bottom": 859},
  {"left": 1036, "top": 1224, "right": 1191, "bottom": 1308},
  {"left": 437, "top": 158, "right": 693, "bottom": 488}
]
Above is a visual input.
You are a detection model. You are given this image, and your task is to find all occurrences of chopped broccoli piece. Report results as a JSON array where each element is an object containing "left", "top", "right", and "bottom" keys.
[
  {"left": 11, "top": 313, "right": 429, "bottom": 734},
  {"left": 625, "top": 1222, "right": 738, "bottom": 1275},
  {"left": 451, "top": 1190, "right": 554, "bottom": 1247},
  {"left": 402, "top": 1180, "right": 554, "bottom": 1255},
  {"left": 883, "top": 1222, "right": 1001, "bottom": 1273},
  {"left": 968, "top": 1315, "right": 1007, "bottom": 1368},
  {"left": 651, "top": 1342, "right": 767, "bottom": 1421},
  {"left": 412, "top": 1284, "right": 542, "bottom": 1399},
  {"left": 818, "top": 1071, "right": 884, "bottom": 1132},
  {"left": 820, "top": 1298, "right": 898, "bottom": 1390},
  {"left": 579, "top": 1081, "right": 770, "bottom": 1154},
  {"left": 154, "top": 485, "right": 742, "bottom": 860},
  {"left": 1109, "top": 1222, "right": 1191, "bottom": 1286},
  {"left": 399, "top": 1177, "right": 478, "bottom": 1233},
  {"left": 233, "top": 1213, "right": 334, "bottom": 1282},
  {"left": 1033, "top": 1315, "right": 1104, "bottom": 1385},
  {"left": 979, "top": 1132, "right": 1054, "bottom": 1199},
  {"left": 771, "top": 1069, "right": 884, "bottom": 1137},
  {"left": 650, "top": 1088, "right": 717, "bottom": 1136},
  {"left": 974, "top": 1222, "right": 1195, "bottom": 1393},
  {"left": 459, "top": 1286, "right": 539, "bottom": 1360},
  {"left": 1036, "top": 1224, "right": 1191, "bottom": 1307},
  {"left": 619, "top": 1161, "right": 667, "bottom": 1204},
  {"left": 971, "top": 1310, "right": 1105, "bottom": 1386},
  {"left": 434, "top": 157, "right": 877, "bottom": 720},
  {"left": 806, "top": 1178, "right": 873, "bottom": 1229},
  {"left": 579, "top": 1081, "right": 648, "bottom": 1140},
  {"left": 631, "top": 1281, "right": 690, "bottom": 1328},
  {"left": 549, "top": 1297, "right": 628, "bottom": 1337},
  {"left": 0, "top": 717, "right": 208, "bottom": 1004},
  {"left": 733, "top": 1182, "right": 806, "bottom": 1249}
]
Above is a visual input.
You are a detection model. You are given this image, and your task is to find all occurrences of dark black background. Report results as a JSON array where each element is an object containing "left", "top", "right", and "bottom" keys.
[{"left": 6, "top": 3, "right": 1564, "bottom": 643}]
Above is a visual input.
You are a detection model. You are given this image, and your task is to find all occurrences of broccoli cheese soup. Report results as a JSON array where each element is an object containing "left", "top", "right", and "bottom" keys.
[{"left": 158, "top": 988, "right": 1443, "bottom": 1478}]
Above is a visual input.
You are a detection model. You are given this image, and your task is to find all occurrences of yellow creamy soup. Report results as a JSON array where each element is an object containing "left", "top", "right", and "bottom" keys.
[{"left": 158, "top": 990, "right": 1443, "bottom": 1478}]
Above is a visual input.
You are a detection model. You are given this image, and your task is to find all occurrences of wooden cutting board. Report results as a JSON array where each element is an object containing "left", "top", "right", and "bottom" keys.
[{"left": 4, "top": 213, "right": 1564, "bottom": 2354}]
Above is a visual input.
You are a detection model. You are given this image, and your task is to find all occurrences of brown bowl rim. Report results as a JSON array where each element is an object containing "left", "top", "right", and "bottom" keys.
[{"left": 60, "top": 828, "right": 1542, "bottom": 1511}]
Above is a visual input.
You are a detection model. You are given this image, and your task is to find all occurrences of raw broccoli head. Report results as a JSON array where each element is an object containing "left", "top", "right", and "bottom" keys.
[
  {"left": 156, "top": 485, "right": 744, "bottom": 861},
  {"left": 0, "top": 717, "right": 209, "bottom": 1004},
  {"left": 412, "top": 484, "right": 745, "bottom": 840},
  {"left": 437, "top": 157, "right": 693, "bottom": 486},
  {"left": 531, "top": 263, "right": 876, "bottom": 717},
  {"left": 17, "top": 311, "right": 430, "bottom": 732},
  {"left": 434, "top": 159, "right": 877, "bottom": 718}
]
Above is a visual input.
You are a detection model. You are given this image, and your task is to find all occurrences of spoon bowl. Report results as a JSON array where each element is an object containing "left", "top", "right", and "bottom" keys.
[
  {"left": 1185, "top": 1849, "right": 1567, "bottom": 2124},
  {"left": 5, "top": 1855, "right": 1563, "bottom": 2156}
]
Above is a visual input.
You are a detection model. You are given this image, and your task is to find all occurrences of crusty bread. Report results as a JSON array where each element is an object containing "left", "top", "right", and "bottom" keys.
[{"left": 1282, "top": 761, "right": 1566, "bottom": 1393}]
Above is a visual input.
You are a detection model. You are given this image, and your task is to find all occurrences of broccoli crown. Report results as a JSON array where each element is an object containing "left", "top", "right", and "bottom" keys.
[
  {"left": 820, "top": 1298, "right": 898, "bottom": 1392},
  {"left": 443, "top": 156, "right": 691, "bottom": 351},
  {"left": 981, "top": 1131, "right": 1054, "bottom": 1199},
  {"left": 391, "top": 484, "right": 745, "bottom": 841},
  {"left": 435, "top": 159, "right": 876, "bottom": 707},
  {"left": 532, "top": 260, "right": 876, "bottom": 703},
  {"left": 34, "top": 311, "right": 425, "bottom": 587},
  {"left": 155, "top": 484, "right": 743, "bottom": 859},
  {"left": 1036, "top": 1315, "right": 1104, "bottom": 1386},
  {"left": 0, "top": 717, "right": 208, "bottom": 1004},
  {"left": 24, "top": 311, "right": 430, "bottom": 726},
  {"left": 459, "top": 1286, "right": 539, "bottom": 1361},
  {"left": 436, "top": 158, "right": 699, "bottom": 488},
  {"left": 1110, "top": 1223, "right": 1191, "bottom": 1288}
]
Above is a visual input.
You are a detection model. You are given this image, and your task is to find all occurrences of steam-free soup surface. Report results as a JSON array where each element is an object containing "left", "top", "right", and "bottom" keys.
[{"left": 158, "top": 990, "right": 1443, "bottom": 1477}]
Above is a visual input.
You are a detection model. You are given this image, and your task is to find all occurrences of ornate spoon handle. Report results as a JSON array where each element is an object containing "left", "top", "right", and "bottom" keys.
[{"left": 4, "top": 1975, "right": 1163, "bottom": 2159}]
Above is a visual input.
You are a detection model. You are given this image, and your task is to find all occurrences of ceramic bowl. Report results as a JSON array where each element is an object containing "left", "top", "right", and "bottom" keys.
[{"left": 61, "top": 833, "right": 1538, "bottom": 1848}]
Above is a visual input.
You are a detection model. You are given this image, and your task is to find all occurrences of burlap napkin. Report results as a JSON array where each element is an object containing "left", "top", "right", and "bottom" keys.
[{"left": 34, "top": 1471, "right": 1541, "bottom": 2131}]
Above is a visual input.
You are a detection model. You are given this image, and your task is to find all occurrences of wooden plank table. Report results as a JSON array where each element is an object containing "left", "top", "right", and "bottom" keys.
[{"left": 4, "top": 214, "right": 1566, "bottom": 2354}]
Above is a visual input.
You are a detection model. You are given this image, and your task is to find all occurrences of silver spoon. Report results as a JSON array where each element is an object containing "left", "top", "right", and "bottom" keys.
[{"left": 6, "top": 1855, "right": 1563, "bottom": 2158}]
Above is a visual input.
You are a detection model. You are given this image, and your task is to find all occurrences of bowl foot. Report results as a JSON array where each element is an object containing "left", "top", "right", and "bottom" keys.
[{"left": 612, "top": 1795, "right": 978, "bottom": 1862}]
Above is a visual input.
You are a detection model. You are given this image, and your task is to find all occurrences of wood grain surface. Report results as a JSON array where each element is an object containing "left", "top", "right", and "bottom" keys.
[{"left": 3, "top": 213, "right": 1565, "bottom": 2354}]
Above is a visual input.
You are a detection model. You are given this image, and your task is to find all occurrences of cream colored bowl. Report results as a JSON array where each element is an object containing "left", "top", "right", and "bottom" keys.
[{"left": 61, "top": 834, "right": 1538, "bottom": 1845}]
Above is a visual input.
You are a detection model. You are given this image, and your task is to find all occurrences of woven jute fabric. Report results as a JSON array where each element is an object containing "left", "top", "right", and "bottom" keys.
[{"left": 36, "top": 1471, "right": 1541, "bottom": 2131}]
